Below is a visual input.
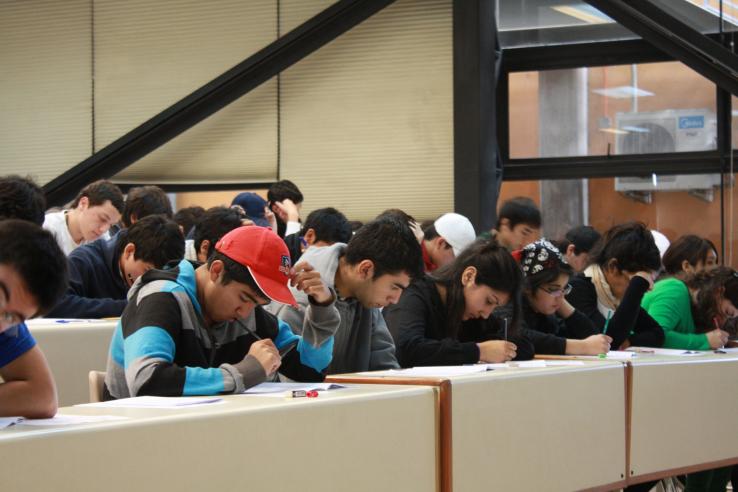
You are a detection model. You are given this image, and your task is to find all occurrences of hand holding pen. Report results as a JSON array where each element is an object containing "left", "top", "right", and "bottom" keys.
[{"left": 708, "top": 317, "right": 729, "bottom": 350}]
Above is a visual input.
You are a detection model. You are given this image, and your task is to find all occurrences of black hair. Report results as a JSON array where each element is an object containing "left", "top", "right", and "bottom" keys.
[
  {"left": 423, "top": 224, "right": 440, "bottom": 241},
  {"left": 590, "top": 222, "right": 661, "bottom": 273},
  {"left": 300, "top": 207, "right": 352, "bottom": 245},
  {"left": 377, "top": 208, "right": 418, "bottom": 225},
  {"left": 348, "top": 220, "right": 364, "bottom": 233},
  {"left": 563, "top": 225, "right": 601, "bottom": 255},
  {"left": 114, "top": 215, "right": 184, "bottom": 268},
  {"left": 496, "top": 197, "right": 541, "bottom": 229},
  {"left": 207, "top": 251, "right": 266, "bottom": 298},
  {"left": 194, "top": 207, "right": 245, "bottom": 259},
  {"left": 344, "top": 216, "right": 423, "bottom": 280},
  {"left": 662, "top": 235, "right": 718, "bottom": 276},
  {"left": 0, "top": 220, "right": 68, "bottom": 316},
  {"left": 0, "top": 175, "right": 46, "bottom": 225},
  {"left": 173, "top": 206, "right": 206, "bottom": 236},
  {"left": 71, "top": 180, "right": 125, "bottom": 214},
  {"left": 430, "top": 239, "right": 523, "bottom": 339},
  {"left": 267, "top": 180, "right": 303, "bottom": 205},
  {"left": 685, "top": 266, "right": 738, "bottom": 332},
  {"left": 122, "top": 185, "right": 173, "bottom": 227}
]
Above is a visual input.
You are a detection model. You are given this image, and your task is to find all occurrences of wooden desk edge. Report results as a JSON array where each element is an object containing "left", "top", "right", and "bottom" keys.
[{"left": 327, "top": 375, "right": 452, "bottom": 492}]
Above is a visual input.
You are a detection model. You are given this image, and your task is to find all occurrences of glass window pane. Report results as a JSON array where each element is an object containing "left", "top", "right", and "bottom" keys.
[
  {"left": 500, "top": 175, "right": 729, "bottom": 266},
  {"left": 498, "top": 0, "right": 637, "bottom": 48},
  {"left": 509, "top": 62, "right": 717, "bottom": 158},
  {"left": 499, "top": 0, "right": 614, "bottom": 31},
  {"left": 650, "top": 0, "right": 738, "bottom": 34}
]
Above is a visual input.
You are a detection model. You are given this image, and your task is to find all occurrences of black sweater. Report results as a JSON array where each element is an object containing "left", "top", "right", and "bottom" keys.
[
  {"left": 566, "top": 274, "right": 664, "bottom": 349},
  {"left": 47, "top": 233, "right": 128, "bottom": 319},
  {"left": 520, "top": 298, "right": 597, "bottom": 355},
  {"left": 383, "top": 276, "right": 534, "bottom": 367}
]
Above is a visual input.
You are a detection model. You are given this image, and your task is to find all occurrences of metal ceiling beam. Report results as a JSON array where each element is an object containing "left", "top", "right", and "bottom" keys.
[
  {"left": 503, "top": 151, "right": 728, "bottom": 181},
  {"left": 585, "top": 0, "right": 738, "bottom": 95},
  {"left": 43, "top": 0, "right": 396, "bottom": 207}
]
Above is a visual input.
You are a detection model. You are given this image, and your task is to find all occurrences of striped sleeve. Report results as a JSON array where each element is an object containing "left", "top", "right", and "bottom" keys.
[{"left": 122, "top": 292, "right": 226, "bottom": 396}]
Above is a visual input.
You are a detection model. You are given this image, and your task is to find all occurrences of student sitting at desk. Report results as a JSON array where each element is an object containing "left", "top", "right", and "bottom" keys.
[
  {"left": 272, "top": 216, "right": 423, "bottom": 373},
  {"left": 47, "top": 215, "right": 184, "bottom": 319},
  {"left": 641, "top": 235, "right": 727, "bottom": 350},
  {"left": 566, "top": 222, "right": 664, "bottom": 350},
  {"left": 104, "top": 226, "right": 339, "bottom": 398},
  {"left": 513, "top": 239, "right": 611, "bottom": 356},
  {"left": 43, "top": 179, "right": 124, "bottom": 256},
  {"left": 0, "top": 220, "right": 68, "bottom": 418},
  {"left": 282, "top": 207, "right": 352, "bottom": 265},
  {"left": 186, "top": 206, "right": 246, "bottom": 263},
  {"left": 644, "top": 266, "right": 737, "bottom": 492},
  {"left": 643, "top": 265, "right": 735, "bottom": 351},
  {"left": 384, "top": 238, "right": 534, "bottom": 367}
]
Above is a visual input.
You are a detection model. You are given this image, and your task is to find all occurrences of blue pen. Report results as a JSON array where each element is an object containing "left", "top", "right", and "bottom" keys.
[{"left": 603, "top": 311, "right": 612, "bottom": 335}]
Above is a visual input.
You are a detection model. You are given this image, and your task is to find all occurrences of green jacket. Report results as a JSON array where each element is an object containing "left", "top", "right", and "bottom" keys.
[{"left": 641, "top": 277, "right": 710, "bottom": 350}]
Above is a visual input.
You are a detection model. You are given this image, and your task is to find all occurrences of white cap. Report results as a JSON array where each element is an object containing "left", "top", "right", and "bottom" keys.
[
  {"left": 434, "top": 213, "right": 476, "bottom": 256},
  {"left": 650, "top": 230, "right": 670, "bottom": 259}
]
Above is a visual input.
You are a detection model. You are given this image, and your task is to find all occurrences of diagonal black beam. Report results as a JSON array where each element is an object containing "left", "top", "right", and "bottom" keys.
[
  {"left": 585, "top": 0, "right": 738, "bottom": 96},
  {"left": 44, "top": 0, "right": 396, "bottom": 207}
]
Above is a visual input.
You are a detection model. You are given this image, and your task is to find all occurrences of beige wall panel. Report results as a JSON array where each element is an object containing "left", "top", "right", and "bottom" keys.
[
  {"left": 280, "top": 0, "right": 336, "bottom": 34},
  {"left": 96, "top": 0, "right": 279, "bottom": 184},
  {"left": 0, "top": 0, "right": 92, "bottom": 186},
  {"left": 280, "top": 0, "right": 453, "bottom": 222}
]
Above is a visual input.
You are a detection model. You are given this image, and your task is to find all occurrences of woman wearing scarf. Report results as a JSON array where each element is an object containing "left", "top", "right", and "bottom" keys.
[{"left": 566, "top": 222, "right": 665, "bottom": 350}]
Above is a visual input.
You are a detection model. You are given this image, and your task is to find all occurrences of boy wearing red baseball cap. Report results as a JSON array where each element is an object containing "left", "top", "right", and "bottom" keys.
[{"left": 104, "top": 226, "right": 338, "bottom": 399}]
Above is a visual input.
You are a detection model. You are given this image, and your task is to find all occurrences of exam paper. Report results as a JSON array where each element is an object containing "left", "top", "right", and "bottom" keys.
[
  {"left": 241, "top": 382, "right": 346, "bottom": 395},
  {"left": 79, "top": 396, "right": 223, "bottom": 409},
  {"left": 381, "top": 365, "right": 491, "bottom": 378},
  {"left": 0, "top": 417, "right": 23, "bottom": 429},
  {"left": 20, "top": 414, "right": 129, "bottom": 426},
  {"left": 626, "top": 347, "right": 710, "bottom": 357}
]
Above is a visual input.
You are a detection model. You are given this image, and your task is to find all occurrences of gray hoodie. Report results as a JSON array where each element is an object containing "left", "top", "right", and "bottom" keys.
[{"left": 269, "top": 243, "right": 399, "bottom": 374}]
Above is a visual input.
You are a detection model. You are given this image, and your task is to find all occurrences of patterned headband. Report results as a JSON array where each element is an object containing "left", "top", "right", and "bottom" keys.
[{"left": 513, "top": 239, "right": 568, "bottom": 276}]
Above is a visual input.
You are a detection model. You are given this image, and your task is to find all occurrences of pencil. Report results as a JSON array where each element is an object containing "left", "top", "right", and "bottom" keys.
[{"left": 603, "top": 311, "right": 612, "bottom": 335}]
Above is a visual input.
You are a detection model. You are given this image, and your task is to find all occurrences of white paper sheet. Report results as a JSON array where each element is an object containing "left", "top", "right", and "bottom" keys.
[
  {"left": 78, "top": 396, "right": 223, "bottom": 409},
  {"left": 0, "top": 417, "right": 23, "bottom": 429},
  {"left": 626, "top": 347, "right": 710, "bottom": 357},
  {"left": 540, "top": 360, "right": 586, "bottom": 366},
  {"left": 368, "top": 365, "right": 492, "bottom": 378},
  {"left": 20, "top": 414, "right": 129, "bottom": 426},
  {"left": 241, "top": 382, "right": 345, "bottom": 395}
]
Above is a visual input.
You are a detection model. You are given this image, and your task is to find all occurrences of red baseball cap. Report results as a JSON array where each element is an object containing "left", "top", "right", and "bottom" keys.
[{"left": 214, "top": 226, "right": 297, "bottom": 306}]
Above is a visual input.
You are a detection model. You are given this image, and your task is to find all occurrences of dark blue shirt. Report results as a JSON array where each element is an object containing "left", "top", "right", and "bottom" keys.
[{"left": 0, "top": 322, "right": 36, "bottom": 368}]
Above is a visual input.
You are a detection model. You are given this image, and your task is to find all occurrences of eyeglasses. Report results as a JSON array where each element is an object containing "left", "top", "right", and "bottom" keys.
[{"left": 541, "top": 284, "right": 572, "bottom": 298}]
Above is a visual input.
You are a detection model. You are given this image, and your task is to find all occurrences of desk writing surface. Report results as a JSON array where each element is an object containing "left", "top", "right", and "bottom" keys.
[
  {"left": 0, "top": 385, "right": 438, "bottom": 492},
  {"left": 26, "top": 318, "right": 117, "bottom": 406},
  {"left": 448, "top": 363, "right": 626, "bottom": 492},
  {"left": 628, "top": 353, "right": 738, "bottom": 478}
]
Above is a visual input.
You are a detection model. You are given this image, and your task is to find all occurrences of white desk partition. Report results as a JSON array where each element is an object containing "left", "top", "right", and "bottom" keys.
[
  {"left": 628, "top": 353, "right": 738, "bottom": 482},
  {"left": 25, "top": 318, "right": 117, "bottom": 406},
  {"left": 450, "top": 362, "right": 626, "bottom": 492},
  {"left": 0, "top": 385, "right": 438, "bottom": 492},
  {"left": 330, "top": 361, "right": 627, "bottom": 492}
]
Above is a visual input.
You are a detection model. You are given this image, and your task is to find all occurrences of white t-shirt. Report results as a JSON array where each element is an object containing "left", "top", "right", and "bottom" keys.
[{"left": 43, "top": 210, "right": 109, "bottom": 256}]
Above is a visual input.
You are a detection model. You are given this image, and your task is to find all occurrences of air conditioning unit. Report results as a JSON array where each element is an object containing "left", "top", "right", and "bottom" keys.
[{"left": 613, "top": 109, "right": 718, "bottom": 193}]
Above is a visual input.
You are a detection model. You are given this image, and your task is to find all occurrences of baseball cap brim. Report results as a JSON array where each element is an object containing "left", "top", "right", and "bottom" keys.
[{"left": 247, "top": 266, "right": 297, "bottom": 306}]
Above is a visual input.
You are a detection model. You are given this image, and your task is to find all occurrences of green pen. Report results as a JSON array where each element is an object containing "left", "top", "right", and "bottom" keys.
[{"left": 603, "top": 310, "right": 612, "bottom": 335}]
